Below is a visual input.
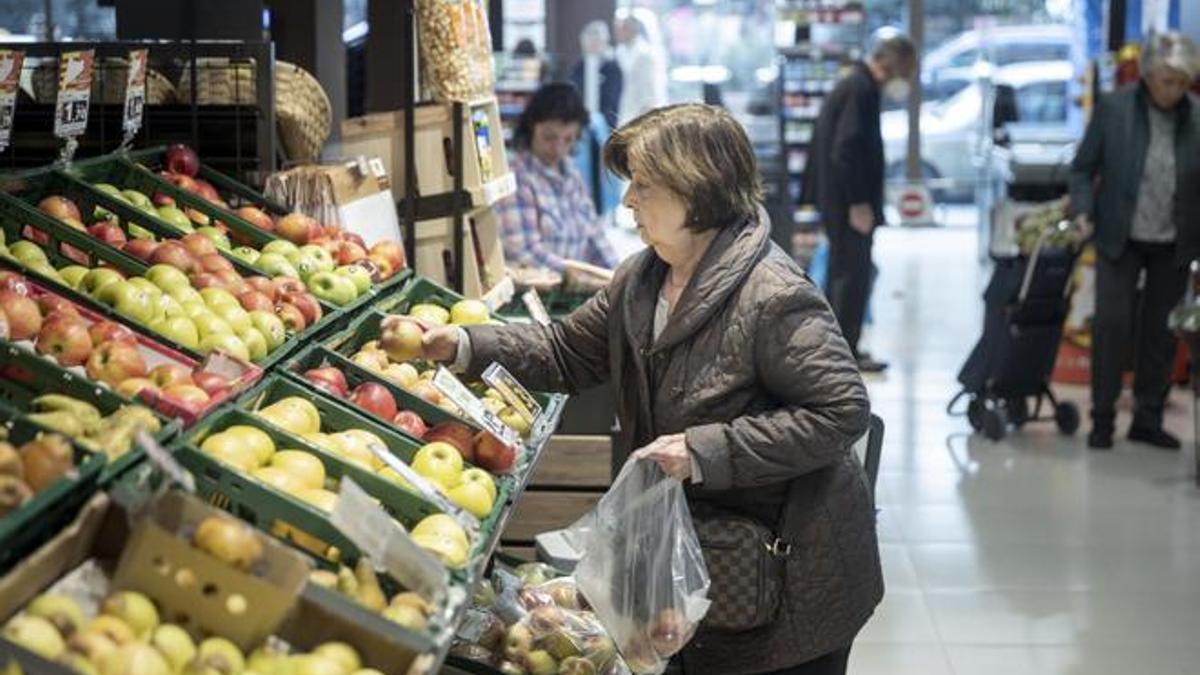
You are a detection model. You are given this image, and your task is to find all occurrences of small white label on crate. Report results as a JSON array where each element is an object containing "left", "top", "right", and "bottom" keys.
[
  {"left": 54, "top": 50, "right": 94, "bottom": 138},
  {"left": 482, "top": 173, "right": 517, "bottom": 205},
  {"left": 332, "top": 478, "right": 448, "bottom": 603},
  {"left": 432, "top": 366, "right": 520, "bottom": 448},
  {"left": 122, "top": 49, "right": 148, "bottom": 137},
  {"left": 136, "top": 430, "right": 195, "bottom": 493},
  {"left": 522, "top": 289, "right": 552, "bottom": 327},
  {"left": 481, "top": 363, "right": 541, "bottom": 427},
  {"left": 0, "top": 49, "right": 24, "bottom": 153}
]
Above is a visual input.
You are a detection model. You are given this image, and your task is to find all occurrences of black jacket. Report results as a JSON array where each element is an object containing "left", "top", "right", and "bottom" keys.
[
  {"left": 1069, "top": 83, "right": 1200, "bottom": 264},
  {"left": 570, "top": 58, "right": 623, "bottom": 130},
  {"left": 802, "top": 61, "right": 885, "bottom": 228}
]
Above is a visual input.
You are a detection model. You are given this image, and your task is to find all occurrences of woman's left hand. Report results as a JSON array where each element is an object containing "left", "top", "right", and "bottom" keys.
[{"left": 633, "top": 433, "right": 692, "bottom": 481}]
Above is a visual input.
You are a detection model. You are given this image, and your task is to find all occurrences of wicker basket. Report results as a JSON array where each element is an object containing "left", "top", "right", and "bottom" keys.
[
  {"left": 177, "top": 58, "right": 331, "bottom": 163},
  {"left": 30, "top": 58, "right": 176, "bottom": 105}
]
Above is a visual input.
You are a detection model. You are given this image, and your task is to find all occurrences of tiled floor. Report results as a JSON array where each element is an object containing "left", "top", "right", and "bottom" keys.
[{"left": 851, "top": 227, "right": 1200, "bottom": 674}]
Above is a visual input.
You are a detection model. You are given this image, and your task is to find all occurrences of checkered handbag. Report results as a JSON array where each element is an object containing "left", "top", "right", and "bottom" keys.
[{"left": 693, "top": 514, "right": 784, "bottom": 632}]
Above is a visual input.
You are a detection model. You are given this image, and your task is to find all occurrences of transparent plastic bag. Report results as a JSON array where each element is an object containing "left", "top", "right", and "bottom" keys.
[
  {"left": 569, "top": 460, "right": 711, "bottom": 674},
  {"left": 415, "top": 0, "right": 495, "bottom": 102}
]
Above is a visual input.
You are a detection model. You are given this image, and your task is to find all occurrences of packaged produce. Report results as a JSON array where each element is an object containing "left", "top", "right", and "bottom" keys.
[{"left": 415, "top": 0, "right": 496, "bottom": 102}]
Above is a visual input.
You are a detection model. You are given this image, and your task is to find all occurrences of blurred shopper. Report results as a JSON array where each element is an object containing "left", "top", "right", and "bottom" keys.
[
  {"left": 803, "top": 35, "right": 917, "bottom": 373},
  {"left": 615, "top": 7, "right": 669, "bottom": 124},
  {"left": 571, "top": 20, "right": 623, "bottom": 130},
  {"left": 1070, "top": 32, "right": 1200, "bottom": 450},
  {"left": 497, "top": 82, "right": 618, "bottom": 273},
  {"left": 408, "top": 104, "right": 881, "bottom": 675}
]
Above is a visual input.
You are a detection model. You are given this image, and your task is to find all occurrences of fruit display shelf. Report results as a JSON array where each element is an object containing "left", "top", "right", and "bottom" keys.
[
  {"left": 495, "top": 287, "right": 594, "bottom": 322},
  {"left": 0, "top": 191, "right": 353, "bottom": 371},
  {"left": 0, "top": 415, "right": 106, "bottom": 575},
  {"left": 123, "top": 146, "right": 290, "bottom": 224},
  {"left": 0, "top": 340, "right": 180, "bottom": 484},
  {"left": 369, "top": 274, "right": 473, "bottom": 317}
]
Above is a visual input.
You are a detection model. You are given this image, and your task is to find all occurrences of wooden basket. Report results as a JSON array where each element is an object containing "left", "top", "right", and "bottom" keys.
[{"left": 30, "top": 58, "right": 175, "bottom": 105}]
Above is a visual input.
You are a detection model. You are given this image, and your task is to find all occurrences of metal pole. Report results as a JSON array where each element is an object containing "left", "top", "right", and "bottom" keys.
[
  {"left": 402, "top": 0, "right": 417, "bottom": 273},
  {"left": 452, "top": 101, "right": 465, "bottom": 294},
  {"left": 905, "top": 0, "right": 924, "bottom": 182}
]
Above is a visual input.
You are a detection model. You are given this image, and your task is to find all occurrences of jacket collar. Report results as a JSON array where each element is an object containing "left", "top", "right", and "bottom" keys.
[
  {"left": 1136, "top": 81, "right": 1194, "bottom": 125},
  {"left": 623, "top": 208, "right": 772, "bottom": 355}
]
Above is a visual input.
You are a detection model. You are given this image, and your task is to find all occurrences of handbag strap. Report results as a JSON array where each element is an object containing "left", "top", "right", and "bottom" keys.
[{"left": 769, "top": 478, "right": 805, "bottom": 558}]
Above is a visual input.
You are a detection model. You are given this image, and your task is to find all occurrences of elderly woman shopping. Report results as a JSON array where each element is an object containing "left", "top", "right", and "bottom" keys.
[
  {"left": 1070, "top": 32, "right": 1200, "bottom": 451},
  {"left": 403, "top": 104, "right": 882, "bottom": 675}
]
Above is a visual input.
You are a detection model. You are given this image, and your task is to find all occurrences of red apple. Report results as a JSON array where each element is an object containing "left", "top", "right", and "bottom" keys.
[
  {"left": 350, "top": 382, "right": 397, "bottom": 421},
  {"left": 185, "top": 208, "right": 210, "bottom": 227},
  {"left": 335, "top": 241, "right": 368, "bottom": 266},
  {"left": 235, "top": 206, "right": 274, "bottom": 232},
  {"left": 304, "top": 367, "right": 349, "bottom": 398},
  {"left": 88, "top": 320, "right": 137, "bottom": 346},
  {"left": 275, "top": 212, "right": 320, "bottom": 245},
  {"left": 86, "top": 340, "right": 147, "bottom": 386},
  {"left": 367, "top": 254, "right": 395, "bottom": 280},
  {"left": 162, "top": 172, "right": 200, "bottom": 194},
  {"left": 38, "top": 295, "right": 81, "bottom": 319},
  {"left": 355, "top": 259, "right": 383, "bottom": 283},
  {"left": 427, "top": 422, "right": 477, "bottom": 463},
  {"left": 475, "top": 431, "right": 517, "bottom": 473},
  {"left": 58, "top": 242, "right": 92, "bottom": 266},
  {"left": 152, "top": 192, "right": 176, "bottom": 208},
  {"left": 198, "top": 253, "right": 233, "bottom": 275},
  {"left": 274, "top": 302, "right": 307, "bottom": 334},
  {"left": 165, "top": 143, "right": 200, "bottom": 177},
  {"left": 123, "top": 238, "right": 159, "bottom": 262},
  {"left": 245, "top": 277, "right": 277, "bottom": 300},
  {"left": 189, "top": 273, "right": 225, "bottom": 290},
  {"left": 321, "top": 225, "right": 344, "bottom": 241},
  {"left": 181, "top": 232, "right": 218, "bottom": 258},
  {"left": 393, "top": 410, "right": 428, "bottom": 439},
  {"left": 35, "top": 311, "right": 93, "bottom": 366},
  {"left": 0, "top": 291, "right": 42, "bottom": 340},
  {"left": 148, "top": 362, "right": 193, "bottom": 389},
  {"left": 272, "top": 277, "right": 306, "bottom": 297},
  {"left": 193, "top": 179, "right": 220, "bottom": 204},
  {"left": 150, "top": 241, "right": 197, "bottom": 273},
  {"left": 237, "top": 290, "right": 274, "bottom": 313},
  {"left": 161, "top": 384, "right": 210, "bottom": 412},
  {"left": 192, "top": 371, "right": 231, "bottom": 399},
  {"left": 279, "top": 291, "right": 322, "bottom": 326},
  {"left": 37, "top": 196, "right": 81, "bottom": 222},
  {"left": 85, "top": 221, "right": 126, "bottom": 250},
  {"left": 214, "top": 270, "right": 246, "bottom": 294},
  {"left": 0, "top": 272, "right": 32, "bottom": 296},
  {"left": 342, "top": 232, "right": 367, "bottom": 249},
  {"left": 370, "top": 241, "right": 406, "bottom": 272}
]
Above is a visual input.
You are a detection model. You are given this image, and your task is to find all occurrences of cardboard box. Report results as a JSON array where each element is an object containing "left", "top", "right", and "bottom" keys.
[
  {"left": 264, "top": 162, "right": 403, "bottom": 248},
  {"left": 414, "top": 207, "right": 507, "bottom": 298}
]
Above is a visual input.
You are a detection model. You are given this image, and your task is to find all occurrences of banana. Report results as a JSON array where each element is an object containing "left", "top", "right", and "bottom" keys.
[
  {"left": 25, "top": 411, "right": 85, "bottom": 437},
  {"left": 89, "top": 420, "right": 139, "bottom": 460},
  {"left": 30, "top": 395, "right": 101, "bottom": 425}
]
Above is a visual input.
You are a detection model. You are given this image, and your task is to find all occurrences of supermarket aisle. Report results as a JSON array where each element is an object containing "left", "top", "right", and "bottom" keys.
[{"left": 850, "top": 228, "right": 1200, "bottom": 675}]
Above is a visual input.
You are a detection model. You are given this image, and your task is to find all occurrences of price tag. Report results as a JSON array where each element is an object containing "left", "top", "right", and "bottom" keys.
[
  {"left": 522, "top": 289, "right": 552, "bottom": 326},
  {"left": 432, "top": 366, "right": 521, "bottom": 449},
  {"left": 364, "top": 443, "right": 479, "bottom": 533},
  {"left": 0, "top": 49, "right": 24, "bottom": 154},
  {"left": 481, "top": 363, "right": 541, "bottom": 427},
  {"left": 121, "top": 49, "right": 148, "bottom": 142},
  {"left": 54, "top": 50, "right": 94, "bottom": 139},
  {"left": 331, "top": 478, "right": 448, "bottom": 604},
  {"left": 136, "top": 430, "right": 195, "bottom": 493}
]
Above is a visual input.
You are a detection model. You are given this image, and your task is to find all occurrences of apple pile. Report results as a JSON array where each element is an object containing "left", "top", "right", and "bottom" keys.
[
  {"left": 237, "top": 238, "right": 378, "bottom": 308},
  {"left": 24, "top": 394, "right": 161, "bottom": 461},
  {"left": 0, "top": 432, "right": 77, "bottom": 518},
  {"left": 2, "top": 586, "right": 385, "bottom": 675}
]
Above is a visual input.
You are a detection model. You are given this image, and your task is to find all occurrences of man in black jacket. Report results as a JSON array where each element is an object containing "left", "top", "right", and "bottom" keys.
[
  {"left": 804, "top": 36, "right": 916, "bottom": 372},
  {"left": 1070, "top": 32, "right": 1200, "bottom": 450}
]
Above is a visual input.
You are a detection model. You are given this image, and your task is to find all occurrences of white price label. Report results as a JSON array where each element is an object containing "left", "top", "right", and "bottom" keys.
[
  {"left": 481, "top": 363, "right": 541, "bottom": 427},
  {"left": 432, "top": 367, "right": 521, "bottom": 449},
  {"left": 122, "top": 49, "right": 148, "bottom": 138},
  {"left": 54, "top": 50, "right": 94, "bottom": 138},
  {"left": 136, "top": 430, "right": 195, "bottom": 493},
  {"left": 0, "top": 49, "right": 24, "bottom": 153},
  {"left": 332, "top": 478, "right": 448, "bottom": 604},
  {"left": 522, "top": 289, "right": 551, "bottom": 326}
]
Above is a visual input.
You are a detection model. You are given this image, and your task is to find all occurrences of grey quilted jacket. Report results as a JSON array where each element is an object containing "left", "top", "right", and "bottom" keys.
[{"left": 462, "top": 211, "right": 883, "bottom": 674}]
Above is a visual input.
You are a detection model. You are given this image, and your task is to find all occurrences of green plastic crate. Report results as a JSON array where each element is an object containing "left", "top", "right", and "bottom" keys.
[
  {"left": 0, "top": 340, "right": 178, "bottom": 484},
  {"left": 124, "top": 146, "right": 291, "bottom": 215},
  {"left": 368, "top": 275, "right": 471, "bottom": 316},
  {"left": 0, "top": 415, "right": 106, "bottom": 574},
  {"left": 495, "top": 287, "right": 595, "bottom": 321}
]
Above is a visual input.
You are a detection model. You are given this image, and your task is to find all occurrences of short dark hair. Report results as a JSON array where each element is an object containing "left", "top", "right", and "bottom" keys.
[
  {"left": 872, "top": 35, "right": 917, "bottom": 73},
  {"left": 604, "top": 103, "right": 762, "bottom": 232},
  {"left": 513, "top": 82, "right": 589, "bottom": 150}
]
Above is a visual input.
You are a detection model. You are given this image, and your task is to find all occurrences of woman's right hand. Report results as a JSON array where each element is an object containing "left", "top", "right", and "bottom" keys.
[{"left": 421, "top": 325, "right": 461, "bottom": 363}]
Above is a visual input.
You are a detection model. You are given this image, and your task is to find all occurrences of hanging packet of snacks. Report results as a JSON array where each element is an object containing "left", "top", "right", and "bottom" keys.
[{"left": 415, "top": 0, "right": 496, "bottom": 102}]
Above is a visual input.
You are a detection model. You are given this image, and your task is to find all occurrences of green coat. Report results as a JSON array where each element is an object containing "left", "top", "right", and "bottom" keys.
[{"left": 1069, "top": 83, "right": 1200, "bottom": 263}]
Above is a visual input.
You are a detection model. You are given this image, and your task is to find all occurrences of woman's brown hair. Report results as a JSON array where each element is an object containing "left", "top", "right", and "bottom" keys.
[{"left": 603, "top": 103, "right": 763, "bottom": 231}]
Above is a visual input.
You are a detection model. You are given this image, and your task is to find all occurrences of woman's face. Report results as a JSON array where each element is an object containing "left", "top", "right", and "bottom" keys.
[
  {"left": 623, "top": 168, "right": 697, "bottom": 264},
  {"left": 1145, "top": 65, "right": 1191, "bottom": 110},
  {"left": 531, "top": 120, "right": 580, "bottom": 166}
]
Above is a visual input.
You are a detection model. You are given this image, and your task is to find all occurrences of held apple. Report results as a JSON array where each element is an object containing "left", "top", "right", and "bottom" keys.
[
  {"left": 335, "top": 264, "right": 372, "bottom": 294},
  {"left": 306, "top": 271, "right": 358, "bottom": 306},
  {"left": 35, "top": 312, "right": 93, "bottom": 366},
  {"left": 411, "top": 441, "right": 464, "bottom": 489},
  {"left": 304, "top": 367, "right": 349, "bottom": 397},
  {"left": 380, "top": 319, "right": 424, "bottom": 362},
  {"left": 86, "top": 340, "right": 148, "bottom": 386},
  {"left": 350, "top": 382, "right": 398, "bottom": 420}
]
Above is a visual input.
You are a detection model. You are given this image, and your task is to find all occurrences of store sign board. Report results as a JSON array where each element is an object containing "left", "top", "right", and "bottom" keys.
[
  {"left": 0, "top": 49, "right": 24, "bottom": 153},
  {"left": 433, "top": 366, "right": 520, "bottom": 448},
  {"left": 54, "top": 50, "right": 94, "bottom": 138},
  {"left": 122, "top": 49, "right": 148, "bottom": 139}
]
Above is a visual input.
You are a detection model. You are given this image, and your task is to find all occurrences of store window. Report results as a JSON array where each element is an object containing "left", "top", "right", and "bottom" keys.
[
  {"left": 993, "top": 41, "right": 1071, "bottom": 66},
  {"left": 0, "top": 0, "right": 116, "bottom": 40},
  {"left": 1015, "top": 80, "right": 1068, "bottom": 123}
]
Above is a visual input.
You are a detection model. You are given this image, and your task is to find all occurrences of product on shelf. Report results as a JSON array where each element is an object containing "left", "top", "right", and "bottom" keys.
[
  {"left": 308, "top": 556, "right": 440, "bottom": 633},
  {"left": 25, "top": 395, "right": 160, "bottom": 461},
  {"left": 0, "top": 431, "right": 77, "bottom": 517},
  {"left": 415, "top": 0, "right": 496, "bottom": 102}
]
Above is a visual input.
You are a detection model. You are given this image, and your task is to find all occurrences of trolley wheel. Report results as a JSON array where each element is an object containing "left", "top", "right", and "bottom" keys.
[
  {"left": 1055, "top": 402, "right": 1080, "bottom": 435},
  {"left": 983, "top": 406, "right": 1008, "bottom": 441},
  {"left": 967, "top": 398, "right": 985, "bottom": 432},
  {"left": 1007, "top": 397, "right": 1030, "bottom": 427}
]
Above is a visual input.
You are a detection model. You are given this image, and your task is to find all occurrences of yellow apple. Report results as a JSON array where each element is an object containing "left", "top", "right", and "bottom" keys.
[
  {"left": 258, "top": 397, "right": 320, "bottom": 435},
  {"left": 412, "top": 532, "right": 468, "bottom": 569},
  {"left": 411, "top": 441, "right": 463, "bottom": 489},
  {"left": 222, "top": 425, "right": 276, "bottom": 465},
  {"left": 383, "top": 363, "right": 420, "bottom": 389},
  {"left": 460, "top": 467, "right": 497, "bottom": 502},
  {"left": 269, "top": 450, "right": 326, "bottom": 490},
  {"left": 252, "top": 466, "right": 307, "bottom": 497},
  {"left": 412, "top": 513, "right": 469, "bottom": 550},
  {"left": 200, "top": 433, "right": 260, "bottom": 472},
  {"left": 330, "top": 430, "right": 388, "bottom": 470},
  {"left": 296, "top": 488, "right": 339, "bottom": 512},
  {"left": 447, "top": 480, "right": 494, "bottom": 518}
]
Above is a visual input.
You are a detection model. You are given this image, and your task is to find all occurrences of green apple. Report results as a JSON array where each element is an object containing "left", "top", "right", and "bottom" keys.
[
  {"left": 214, "top": 304, "right": 252, "bottom": 334},
  {"left": 127, "top": 277, "right": 163, "bottom": 297},
  {"left": 238, "top": 327, "right": 269, "bottom": 361},
  {"left": 168, "top": 286, "right": 203, "bottom": 305},
  {"left": 121, "top": 190, "right": 152, "bottom": 209},
  {"left": 306, "top": 271, "right": 358, "bottom": 306},
  {"left": 291, "top": 253, "right": 323, "bottom": 280},
  {"left": 8, "top": 241, "right": 48, "bottom": 265},
  {"left": 58, "top": 265, "right": 90, "bottom": 289},
  {"left": 230, "top": 246, "right": 260, "bottom": 265},
  {"left": 80, "top": 268, "right": 125, "bottom": 296},
  {"left": 196, "top": 227, "right": 232, "bottom": 251},
  {"left": 156, "top": 206, "right": 194, "bottom": 233},
  {"left": 128, "top": 224, "right": 157, "bottom": 241},
  {"left": 261, "top": 240, "right": 300, "bottom": 258},
  {"left": 257, "top": 253, "right": 299, "bottom": 279},
  {"left": 193, "top": 313, "right": 234, "bottom": 340},
  {"left": 335, "top": 265, "right": 372, "bottom": 294},
  {"left": 152, "top": 316, "right": 200, "bottom": 350},
  {"left": 146, "top": 264, "right": 191, "bottom": 292},
  {"left": 93, "top": 183, "right": 124, "bottom": 199},
  {"left": 298, "top": 245, "right": 335, "bottom": 273},
  {"left": 114, "top": 288, "right": 157, "bottom": 323},
  {"left": 199, "top": 332, "right": 250, "bottom": 361},
  {"left": 156, "top": 294, "right": 186, "bottom": 319},
  {"left": 248, "top": 310, "right": 286, "bottom": 350},
  {"left": 199, "top": 288, "right": 239, "bottom": 310},
  {"left": 26, "top": 262, "right": 64, "bottom": 283},
  {"left": 96, "top": 279, "right": 138, "bottom": 306}
]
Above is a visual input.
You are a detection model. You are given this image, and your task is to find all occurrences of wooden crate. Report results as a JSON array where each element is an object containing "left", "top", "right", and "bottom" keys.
[
  {"left": 528, "top": 435, "right": 613, "bottom": 488},
  {"left": 340, "top": 99, "right": 516, "bottom": 208},
  {"left": 502, "top": 491, "right": 603, "bottom": 542},
  {"left": 413, "top": 206, "right": 506, "bottom": 298}
]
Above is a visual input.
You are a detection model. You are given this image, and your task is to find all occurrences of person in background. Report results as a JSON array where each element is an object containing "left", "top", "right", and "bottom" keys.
[
  {"left": 614, "top": 7, "right": 669, "bottom": 124},
  {"left": 571, "top": 20, "right": 623, "bottom": 131},
  {"left": 497, "top": 82, "right": 618, "bottom": 273},
  {"left": 802, "top": 35, "right": 916, "bottom": 373},
  {"left": 512, "top": 38, "right": 548, "bottom": 83},
  {"left": 1069, "top": 32, "right": 1200, "bottom": 451}
]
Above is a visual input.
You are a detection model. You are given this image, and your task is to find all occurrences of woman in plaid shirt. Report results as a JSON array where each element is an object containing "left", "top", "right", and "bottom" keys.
[{"left": 498, "top": 82, "right": 619, "bottom": 272}]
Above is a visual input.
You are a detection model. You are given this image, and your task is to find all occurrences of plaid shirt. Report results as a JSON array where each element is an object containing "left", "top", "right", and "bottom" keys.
[{"left": 497, "top": 150, "right": 618, "bottom": 272}]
